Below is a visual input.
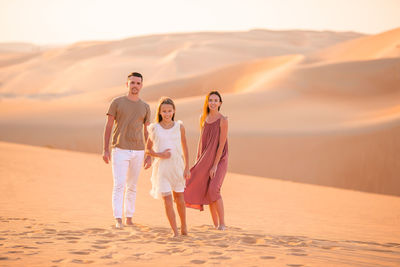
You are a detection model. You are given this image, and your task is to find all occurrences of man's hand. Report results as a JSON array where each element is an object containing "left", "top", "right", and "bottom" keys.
[
  {"left": 143, "top": 155, "right": 152, "bottom": 169},
  {"left": 103, "top": 150, "right": 111, "bottom": 164}
]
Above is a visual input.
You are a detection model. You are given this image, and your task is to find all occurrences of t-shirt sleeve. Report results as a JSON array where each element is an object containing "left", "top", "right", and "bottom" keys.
[
  {"left": 106, "top": 99, "right": 117, "bottom": 117},
  {"left": 144, "top": 104, "right": 150, "bottom": 124},
  {"left": 147, "top": 123, "right": 155, "bottom": 141}
]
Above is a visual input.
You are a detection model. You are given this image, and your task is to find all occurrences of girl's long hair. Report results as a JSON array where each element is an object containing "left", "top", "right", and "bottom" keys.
[
  {"left": 200, "top": 91, "right": 222, "bottom": 128},
  {"left": 156, "top": 97, "right": 175, "bottom": 122}
]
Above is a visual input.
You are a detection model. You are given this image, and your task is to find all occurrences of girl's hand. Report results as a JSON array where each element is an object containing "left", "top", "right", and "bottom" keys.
[
  {"left": 184, "top": 167, "right": 191, "bottom": 180},
  {"left": 209, "top": 165, "right": 217, "bottom": 179},
  {"left": 158, "top": 149, "right": 171, "bottom": 159}
]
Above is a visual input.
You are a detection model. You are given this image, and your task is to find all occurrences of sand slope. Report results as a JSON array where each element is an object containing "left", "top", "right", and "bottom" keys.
[
  {"left": 1, "top": 142, "right": 400, "bottom": 266},
  {"left": 306, "top": 27, "right": 400, "bottom": 64}
]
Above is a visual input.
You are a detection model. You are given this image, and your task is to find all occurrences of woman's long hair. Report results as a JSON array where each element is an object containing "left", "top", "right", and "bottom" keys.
[
  {"left": 156, "top": 97, "right": 175, "bottom": 122},
  {"left": 200, "top": 91, "right": 222, "bottom": 128}
]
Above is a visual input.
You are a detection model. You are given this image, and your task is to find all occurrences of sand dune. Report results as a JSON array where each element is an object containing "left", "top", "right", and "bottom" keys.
[
  {"left": 0, "top": 30, "right": 361, "bottom": 97},
  {"left": 139, "top": 54, "right": 303, "bottom": 101},
  {"left": 0, "top": 28, "right": 399, "bottom": 197},
  {"left": 1, "top": 142, "right": 399, "bottom": 266},
  {"left": 306, "top": 27, "right": 400, "bottom": 64}
]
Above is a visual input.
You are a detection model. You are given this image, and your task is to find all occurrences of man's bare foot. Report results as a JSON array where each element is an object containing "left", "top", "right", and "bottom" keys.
[
  {"left": 125, "top": 217, "right": 134, "bottom": 226},
  {"left": 115, "top": 218, "right": 123, "bottom": 229},
  {"left": 181, "top": 225, "right": 188, "bottom": 235}
]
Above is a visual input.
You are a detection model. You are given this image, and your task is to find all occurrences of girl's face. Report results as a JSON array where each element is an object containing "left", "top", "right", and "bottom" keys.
[
  {"left": 160, "top": 104, "right": 175, "bottom": 122},
  {"left": 208, "top": 94, "right": 221, "bottom": 111}
]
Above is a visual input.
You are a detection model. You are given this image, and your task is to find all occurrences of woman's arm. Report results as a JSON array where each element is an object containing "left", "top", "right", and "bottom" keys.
[{"left": 209, "top": 117, "right": 228, "bottom": 178}]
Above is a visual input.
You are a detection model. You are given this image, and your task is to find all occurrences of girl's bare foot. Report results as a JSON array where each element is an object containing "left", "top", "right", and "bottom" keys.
[{"left": 217, "top": 225, "right": 226, "bottom": 231}]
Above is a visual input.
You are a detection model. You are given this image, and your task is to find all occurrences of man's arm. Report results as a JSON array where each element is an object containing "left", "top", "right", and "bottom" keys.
[
  {"left": 102, "top": 115, "right": 114, "bottom": 164},
  {"left": 143, "top": 122, "right": 152, "bottom": 169}
]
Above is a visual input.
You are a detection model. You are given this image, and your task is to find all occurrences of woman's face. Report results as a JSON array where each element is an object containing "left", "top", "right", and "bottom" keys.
[
  {"left": 160, "top": 103, "right": 175, "bottom": 122},
  {"left": 208, "top": 94, "right": 221, "bottom": 111}
]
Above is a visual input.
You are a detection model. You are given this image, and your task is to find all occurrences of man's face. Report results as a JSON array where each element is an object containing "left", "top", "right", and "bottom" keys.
[{"left": 127, "top": 76, "right": 143, "bottom": 95}]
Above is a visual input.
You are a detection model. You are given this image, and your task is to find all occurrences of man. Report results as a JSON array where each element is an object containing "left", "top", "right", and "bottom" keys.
[{"left": 103, "top": 72, "right": 151, "bottom": 229}]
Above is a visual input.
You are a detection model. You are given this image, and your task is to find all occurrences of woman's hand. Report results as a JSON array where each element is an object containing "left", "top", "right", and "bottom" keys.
[
  {"left": 209, "top": 165, "right": 217, "bottom": 179},
  {"left": 158, "top": 149, "right": 171, "bottom": 159},
  {"left": 184, "top": 167, "right": 191, "bottom": 180}
]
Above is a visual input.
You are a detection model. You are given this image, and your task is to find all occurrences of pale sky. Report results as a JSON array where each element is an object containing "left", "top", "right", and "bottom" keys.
[{"left": 0, "top": 0, "right": 399, "bottom": 45}]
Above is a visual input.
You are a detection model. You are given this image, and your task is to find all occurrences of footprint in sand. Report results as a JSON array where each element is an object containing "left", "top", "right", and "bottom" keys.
[
  {"left": 384, "top": 242, "right": 400, "bottom": 247},
  {"left": 65, "top": 237, "right": 81, "bottom": 240},
  {"left": 289, "top": 253, "right": 308, "bottom": 256},
  {"left": 71, "top": 259, "right": 94, "bottom": 264},
  {"left": 0, "top": 257, "right": 9, "bottom": 260},
  {"left": 210, "top": 256, "right": 231, "bottom": 260},
  {"left": 190, "top": 259, "right": 207, "bottom": 264},
  {"left": 52, "top": 259, "right": 64, "bottom": 263},
  {"left": 209, "top": 251, "right": 223, "bottom": 255},
  {"left": 287, "top": 264, "right": 303, "bottom": 267},
  {"left": 260, "top": 256, "right": 276, "bottom": 260},
  {"left": 70, "top": 251, "right": 91, "bottom": 255},
  {"left": 94, "top": 239, "right": 112, "bottom": 244},
  {"left": 100, "top": 253, "right": 113, "bottom": 259},
  {"left": 92, "top": 245, "right": 109, "bottom": 249},
  {"left": 7, "top": 251, "right": 24, "bottom": 254},
  {"left": 240, "top": 236, "right": 258, "bottom": 244}
]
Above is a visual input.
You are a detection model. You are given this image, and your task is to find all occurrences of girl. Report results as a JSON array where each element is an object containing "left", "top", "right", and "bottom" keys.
[
  {"left": 146, "top": 97, "right": 190, "bottom": 237},
  {"left": 184, "top": 91, "right": 228, "bottom": 230}
]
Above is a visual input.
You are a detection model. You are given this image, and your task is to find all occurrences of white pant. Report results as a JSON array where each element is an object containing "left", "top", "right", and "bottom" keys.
[{"left": 112, "top": 147, "right": 144, "bottom": 219}]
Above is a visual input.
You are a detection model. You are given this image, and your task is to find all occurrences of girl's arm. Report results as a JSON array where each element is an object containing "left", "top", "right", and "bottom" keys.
[
  {"left": 180, "top": 124, "right": 190, "bottom": 179},
  {"left": 145, "top": 137, "right": 171, "bottom": 159},
  {"left": 209, "top": 117, "right": 228, "bottom": 179}
]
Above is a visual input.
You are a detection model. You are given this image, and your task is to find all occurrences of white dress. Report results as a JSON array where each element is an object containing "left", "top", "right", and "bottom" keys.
[{"left": 148, "top": 120, "right": 185, "bottom": 199}]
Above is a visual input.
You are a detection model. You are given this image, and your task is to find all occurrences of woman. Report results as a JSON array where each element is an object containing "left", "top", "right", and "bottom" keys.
[{"left": 184, "top": 91, "right": 228, "bottom": 230}]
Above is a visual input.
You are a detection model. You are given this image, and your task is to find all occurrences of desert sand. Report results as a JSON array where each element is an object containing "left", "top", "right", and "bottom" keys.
[
  {"left": 1, "top": 141, "right": 399, "bottom": 266},
  {"left": 1, "top": 28, "right": 400, "bottom": 266}
]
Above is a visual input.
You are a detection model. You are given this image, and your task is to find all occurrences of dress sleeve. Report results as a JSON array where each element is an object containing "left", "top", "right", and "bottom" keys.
[{"left": 147, "top": 123, "right": 156, "bottom": 141}]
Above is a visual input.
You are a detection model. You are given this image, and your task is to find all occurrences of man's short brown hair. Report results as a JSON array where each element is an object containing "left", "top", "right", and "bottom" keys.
[{"left": 127, "top": 72, "right": 143, "bottom": 82}]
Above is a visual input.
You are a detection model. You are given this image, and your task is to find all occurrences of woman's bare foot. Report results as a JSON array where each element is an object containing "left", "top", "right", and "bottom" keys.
[
  {"left": 125, "top": 217, "right": 134, "bottom": 226},
  {"left": 181, "top": 225, "right": 188, "bottom": 235}
]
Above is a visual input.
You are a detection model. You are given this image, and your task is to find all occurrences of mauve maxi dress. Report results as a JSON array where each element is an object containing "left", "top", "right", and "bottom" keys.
[{"left": 184, "top": 118, "right": 228, "bottom": 211}]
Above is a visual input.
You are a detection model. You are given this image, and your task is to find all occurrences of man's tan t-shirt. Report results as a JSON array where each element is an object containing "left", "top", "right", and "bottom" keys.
[{"left": 107, "top": 96, "right": 150, "bottom": 150}]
